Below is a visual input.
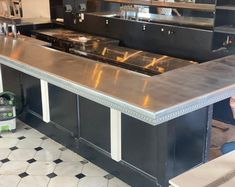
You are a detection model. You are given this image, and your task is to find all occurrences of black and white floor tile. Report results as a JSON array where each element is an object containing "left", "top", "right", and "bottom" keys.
[{"left": 0, "top": 120, "right": 131, "bottom": 187}]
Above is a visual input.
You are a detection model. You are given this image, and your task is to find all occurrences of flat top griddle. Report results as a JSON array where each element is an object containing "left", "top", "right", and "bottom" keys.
[{"left": 33, "top": 28, "right": 196, "bottom": 75}]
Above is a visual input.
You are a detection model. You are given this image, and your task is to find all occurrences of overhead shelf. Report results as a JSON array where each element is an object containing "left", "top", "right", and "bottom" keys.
[
  {"left": 214, "top": 25, "right": 235, "bottom": 35},
  {"left": 104, "top": 0, "right": 215, "bottom": 12},
  {"left": 216, "top": 5, "right": 235, "bottom": 11}
]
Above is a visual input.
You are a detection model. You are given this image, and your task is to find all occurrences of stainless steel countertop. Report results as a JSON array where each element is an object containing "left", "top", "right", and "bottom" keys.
[{"left": 0, "top": 35, "right": 235, "bottom": 125}]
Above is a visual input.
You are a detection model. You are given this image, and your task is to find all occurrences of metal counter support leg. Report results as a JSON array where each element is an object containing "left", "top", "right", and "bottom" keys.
[
  {"left": 110, "top": 108, "right": 122, "bottom": 162},
  {"left": 40, "top": 80, "right": 50, "bottom": 123},
  {"left": 0, "top": 64, "right": 3, "bottom": 92}
]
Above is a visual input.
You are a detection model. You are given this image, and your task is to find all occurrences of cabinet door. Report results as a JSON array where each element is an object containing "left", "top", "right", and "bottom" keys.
[
  {"left": 1, "top": 65, "right": 23, "bottom": 112},
  {"left": 49, "top": 84, "right": 78, "bottom": 136},
  {"left": 121, "top": 107, "right": 210, "bottom": 186},
  {"left": 79, "top": 97, "right": 111, "bottom": 153},
  {"left": 21, "top": 73, "right": 42, "bottom": 117}
]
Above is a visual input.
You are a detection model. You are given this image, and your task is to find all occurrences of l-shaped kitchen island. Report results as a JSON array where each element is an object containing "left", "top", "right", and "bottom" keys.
[{"left": 1, "top": 35, "right": 235, "bottom": 187}]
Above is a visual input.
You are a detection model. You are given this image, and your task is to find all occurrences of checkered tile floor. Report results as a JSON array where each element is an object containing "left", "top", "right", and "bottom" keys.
[{"left": 0, "top": 120, "right": 131, "bottom": 187}]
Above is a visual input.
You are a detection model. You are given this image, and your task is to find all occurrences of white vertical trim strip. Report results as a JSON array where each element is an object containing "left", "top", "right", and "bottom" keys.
[
  {"left": 110, "top": 108, "right": 122, "bottom": 162},
  {"left": 0, "top": 64, "right": 3, "bottom": 92},
  {"left": 40, "top": 79, "right": 50, "bottom": 123}
]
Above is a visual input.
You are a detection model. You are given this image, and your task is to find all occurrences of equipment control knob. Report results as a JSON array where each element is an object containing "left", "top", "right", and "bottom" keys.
[
  {"left": 142, "top": 25, "right": 146, "bottom": 31},
  {"left": 65, "top": 4, "right": 73, "bottom": 13},
  {"left": 168, "top": 30, "right": 174, "bottom": 35},
  {"left": 79, "top": 3, "right": 86, "bottom": 11}
]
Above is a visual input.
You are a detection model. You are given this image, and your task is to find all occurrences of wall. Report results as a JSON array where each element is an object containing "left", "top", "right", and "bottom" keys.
[
  {"left": 0, "top": 0, "right": 10, "bottom": 17},
  {"left": 21, "top": 0, "right": 50, "bottom": 18}
]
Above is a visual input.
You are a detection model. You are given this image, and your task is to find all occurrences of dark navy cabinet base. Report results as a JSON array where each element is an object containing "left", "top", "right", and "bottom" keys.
[
  {"left": 121, "top": 107, "right": 211, "bottom": 186},
  {"left": 2, "top": 65, "right": 212, "bottom": 187},
  {"left": 79, "top": 96, "right": 111, "bottom": 153},
  {"left": 1, "top": 65, "right": 23, "bottom": 112},
  {"left": 21, "top": 73, "right": 43, "bottom": 117},
  {"left": 49, "top": 84, "right": 79, "bottom": 137}
]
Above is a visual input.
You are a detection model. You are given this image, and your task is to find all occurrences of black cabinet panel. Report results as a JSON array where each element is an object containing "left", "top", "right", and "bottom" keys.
[
  {"left": 172, "top": 107, "right": 209, "bottom": 177},
  {"left": 122, "top": 114, "right": 167, "bottom": 180},
  {"left": 79, "top": 97, "right": 110, "bottom": 152},
  {"left": 49, "top": 84, "right": 78, "bottom": 136},
  {"left": 1, "top": 65, "right": 23, "bottom": 112},
  {"left": 122, "top": 107, "right": 210, "bottom": 186},
  {"left": 1, "top": 65, "right": 21, "bottom": 94},
  {"left": 22, "top": 74, "right": 42, "bottom": 117}
]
